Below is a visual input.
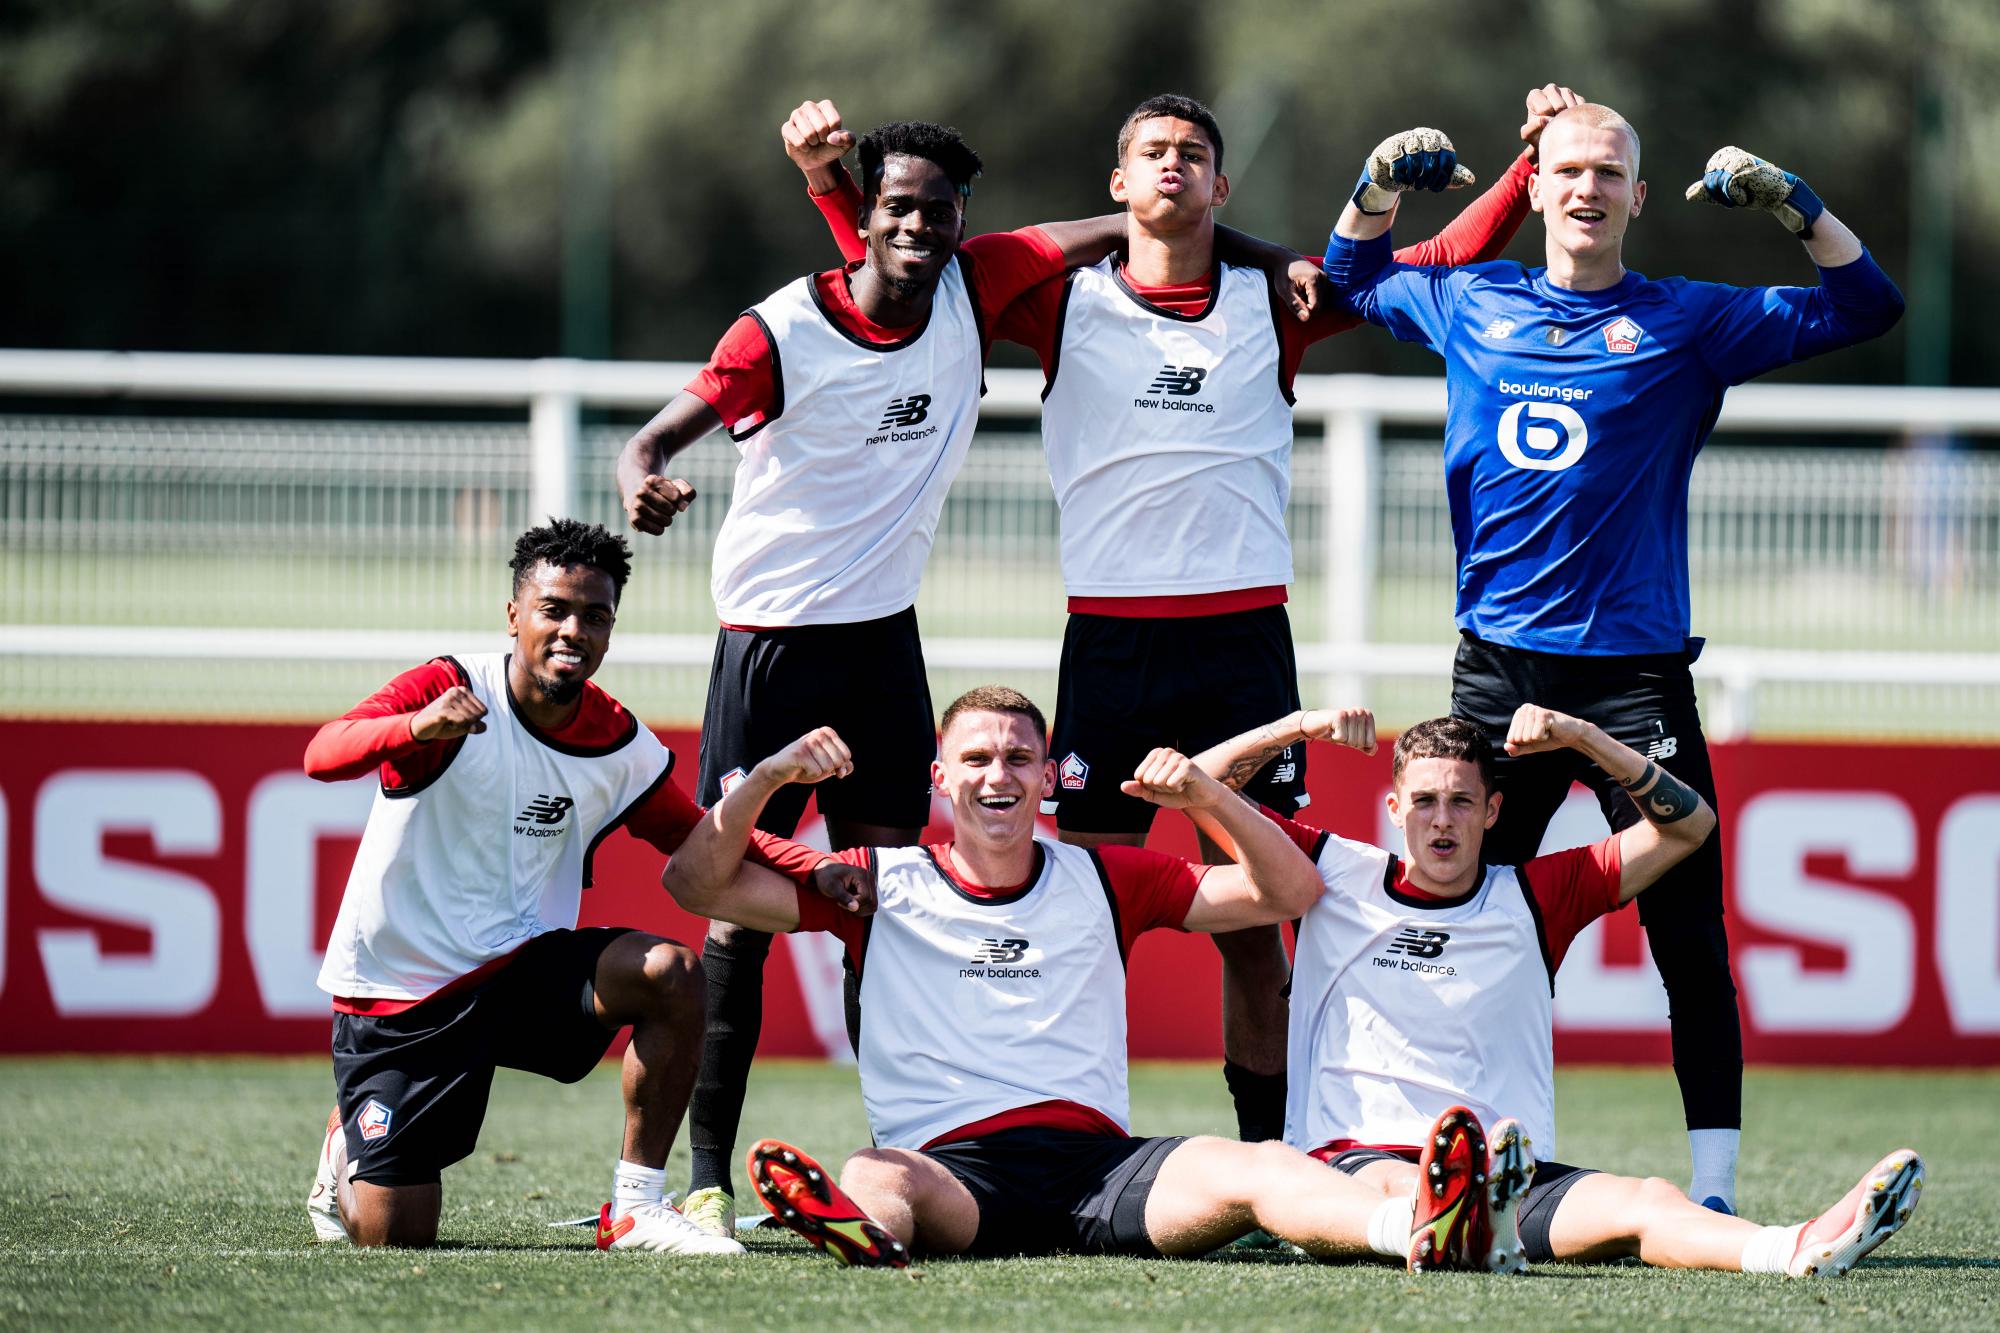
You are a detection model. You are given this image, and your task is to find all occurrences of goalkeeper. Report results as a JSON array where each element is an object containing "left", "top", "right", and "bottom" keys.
[{"left": 1319, "top": 104, "right": 1903, "bottom": 1214}]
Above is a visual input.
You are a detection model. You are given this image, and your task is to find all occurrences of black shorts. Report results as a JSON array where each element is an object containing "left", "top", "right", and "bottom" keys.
[
  {"left": 698, "top": 607, "right": 935, "bottom": 835},
  {"left": 1449, "top": 630, "right": 1725, "bottom": 925},
  {"left": 1321, "top": 1147, "right": 1597, "bottom": 1264},
  {"left": 331, "top": 927, "right": 627, "bottom": 1187},
  {"left": 1045, "top": 604, "right": 1306, "bottom": 834},
  {"left": 922, "top": 1128, "right": 1188, "bottom": 1258}
]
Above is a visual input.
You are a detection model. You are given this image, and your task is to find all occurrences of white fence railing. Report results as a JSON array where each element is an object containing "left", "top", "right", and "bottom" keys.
[{"left": 3, "top": 350, "right": 1999, "bottom": 737}]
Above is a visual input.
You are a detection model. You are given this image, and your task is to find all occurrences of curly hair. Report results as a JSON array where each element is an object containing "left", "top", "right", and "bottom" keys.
[
  {"left": 858, "top": 120, "right": 983, "bottom": 202},
  {"left": 1116, "top": 93, "right": 1224, "bottom": 170},
  {"left": 1391, "top": 716, "right": 1496, "bottom": 793},
  {"left": 509, "top": 518, "right": 633, "bottom": 602}
]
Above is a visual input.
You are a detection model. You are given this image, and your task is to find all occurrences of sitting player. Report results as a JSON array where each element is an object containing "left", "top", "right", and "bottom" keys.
[
  {"left": 657, "top": 686, "right": 1465, "bottom": 1266},
  {"left": 1186, "top": 703, "right": 1924, "bottom": 1277}
]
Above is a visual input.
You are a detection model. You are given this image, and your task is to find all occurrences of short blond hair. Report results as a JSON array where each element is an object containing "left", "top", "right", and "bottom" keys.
[{"left": 1545, "top": 102, "right": 1641, "bottom": 176}]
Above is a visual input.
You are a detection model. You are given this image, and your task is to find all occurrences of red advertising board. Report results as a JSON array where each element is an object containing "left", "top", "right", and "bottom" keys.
[{"left": 2, "top": 720, "right": 1996, "bottom": 1063}]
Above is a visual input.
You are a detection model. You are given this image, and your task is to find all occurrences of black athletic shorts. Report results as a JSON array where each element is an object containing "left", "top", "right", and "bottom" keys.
[
  {"left": 330, "top": 927, "right": 627, "bottom": 1187},
  {"left": 1045, "top": 604, "right": 1306, "bottom": 834},
  {"left": 1321, "top": 1146, "right": 1597, "bottom": 1264},
  {"left": 1449, "top": 630, "right": 1725, "bottom": 923},
  {"left": 922, "top": 1128, "right": 1188, "bottom": 1257},
  {"left": 698, "top": 606, "right": 935, "bottom": 835}
]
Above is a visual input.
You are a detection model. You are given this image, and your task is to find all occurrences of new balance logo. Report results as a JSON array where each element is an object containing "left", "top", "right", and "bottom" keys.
[
  {"left": 1644, "top": 736, "right": 1679, "bottom": 760},
  {"left": 517, "top": 794, "right": 574, "bottom": 825},
  {"left": 1146, "top": 365, "right": 1208, "bottom": 396},
  {"left": 970, "top": 938, "right": 1029, "bottom": 965},
  {"left": 877, "top": 394, "right": 932, "bottom": 429},
  {"left": 1385, "top": 927, "right": 1451, "bottom": 959}
]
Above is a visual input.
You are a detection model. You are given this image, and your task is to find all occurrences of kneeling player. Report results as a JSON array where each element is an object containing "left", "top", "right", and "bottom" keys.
[
  {"left": 1189, "top": 704, "right": 1924, "bottom": 1276},
  {"left": 301, "top": 520, "right": 864, "bottom": 1253},
  {"left": 659, "top": 686, "right": 1448, "bottom": 1264}
]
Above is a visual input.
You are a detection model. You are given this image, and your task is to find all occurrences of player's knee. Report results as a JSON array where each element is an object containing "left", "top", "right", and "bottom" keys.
[
  {"left": 1633, "top": 1175, "right": 1690, "bottom": 1219},
  {"left": 839, "top": 1148, "right": 917, "bottom": 1200},
  {"left": 638, "top": 939, "right": 704, "bottom": 1013}
]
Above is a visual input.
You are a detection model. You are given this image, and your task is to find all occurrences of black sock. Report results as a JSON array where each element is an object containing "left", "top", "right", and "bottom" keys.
[
  {"left": 686, "top": 929, "right": 772, "bottom": 1195},
  {"left": 1222, "top": 1059, "right": 1288, "bottom": 1143}
]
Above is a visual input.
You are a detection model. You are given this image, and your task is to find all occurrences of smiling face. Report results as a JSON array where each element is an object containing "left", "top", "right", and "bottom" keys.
[
  {"left": 1112, "top": 116, "right": 1228, "bottom": 233},
  {"left": 505, "top": 561, "right": 617, "bottom": 708},
  {"left": 1529, "top": 114, "right": 1646, "bottom": 269},
  {"left": 1387, "top": 756, "right": 1501, "bottom": 895},
  {"left": 862, "top": 153, "right": 966, "bottom": 299},
  {"left": 932, "top": 708, "right": 1053, "bottom": 851}
]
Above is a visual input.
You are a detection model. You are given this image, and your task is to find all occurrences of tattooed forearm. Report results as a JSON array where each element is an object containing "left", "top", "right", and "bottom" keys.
[
  {"left": 1622, "top": 760, "right": 1701, "bottom": 824},
  {"left": 1216, "top": 720, "right": 1298, "bottom": 790}
]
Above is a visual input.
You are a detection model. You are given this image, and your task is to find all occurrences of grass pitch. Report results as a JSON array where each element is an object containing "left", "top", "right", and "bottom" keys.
[{"left": 1, "top": 1059, "right": 1994, "bottom": 1331}]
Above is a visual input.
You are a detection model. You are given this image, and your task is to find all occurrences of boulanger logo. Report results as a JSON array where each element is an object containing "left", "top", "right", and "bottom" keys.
[
  {"left": 515, "top": 794, "right": 573, "bottom": 837},
  {"left": 1497, "top": 399, "right": 1589, "bottom": 472},
  {"left": 1136, "top": 364, "right": 1214, "bottom": 413},
  {"left": 1374, "top": 927, "right": 1457, "bottom": 977},
  {"left": 962, "top": 937, "right": 1040, "bottom": 980}
]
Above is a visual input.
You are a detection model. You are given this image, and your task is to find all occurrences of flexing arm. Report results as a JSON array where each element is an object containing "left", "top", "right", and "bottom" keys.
[
  {"left": 1121, "top": 749, "right": 1325, "bottom": 931},
  {"left": 614, "top": 393, "right": 718, "bottom": 535},
  {"left": 659, "top": 727, "right": 866, "bottom": 931},
  {"left": 1191, "top": 705, "right": 1377, "bottom": 792},
  {"left": 302, "top": 663, "right": 483, "bottom": 781},
  {"left": 1504, "top": 704, "right": 1715, "bottom": 902},
  {"left": 785, "top": 98, "right": 1126, "bottom": 278},
  {"left": 1685, "top": 146, "right": 1864, "bottom": 267}
]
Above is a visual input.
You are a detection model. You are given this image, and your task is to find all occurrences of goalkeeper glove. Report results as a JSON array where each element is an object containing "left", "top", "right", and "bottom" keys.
[
  {"left": 1685, "top": 147, "right": 1824, "bottom": 239},
  {"left": 1352, "top": 128, "right": 1478, "bottom": 214}
]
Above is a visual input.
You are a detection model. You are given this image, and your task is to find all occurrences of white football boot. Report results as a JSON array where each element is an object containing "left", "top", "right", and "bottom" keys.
[
  {"left": 594, "top": 1201, "right": 746, "bottom": 1256},
  {"left": 1786, "top": 1149, "right": 1924, "bottom": 1278},
  {"left": 1481, "top": 1118, "right": 1535, "bottom": 1274},
  {"left": 307, "top": 1109, "right": 352, "bottom": 1244},
  {"left": 680, "top": 1185, "right": 736, "bottom": 1239}
]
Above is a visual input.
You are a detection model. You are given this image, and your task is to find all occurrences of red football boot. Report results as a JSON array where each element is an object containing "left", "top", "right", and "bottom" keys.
[
  {"left": 1407, "top": 1106, "right": 1490, "bottom": 1273},
  {"left": 746, "top": 1138, "right": 910, "bottom": 1268}
]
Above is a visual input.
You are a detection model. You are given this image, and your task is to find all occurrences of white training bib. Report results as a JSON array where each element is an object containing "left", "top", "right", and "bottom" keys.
[
  {"left": 1286, "top": 835, "right": 1560, "bottom": 1159},
  {"left": 710, "top": 258, "right": 985, "bottom": 626},
  {"left": 856, "top": 840, "right": 1131, "bottom": 1150},
  {"left": 1039, "top": 258, "right": 1297, "bottom": 597},
  {"left": 317, "top": 652, "right": 671, "bottom": 1001}
]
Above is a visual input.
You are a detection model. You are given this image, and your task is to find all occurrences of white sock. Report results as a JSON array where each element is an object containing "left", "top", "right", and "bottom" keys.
[
  {"left": 1366, "top": 1194, "right": 1415, "bottom": 1257},
  {"left": 1689, "top": 1128, "right": 1741, "bottom": 1210},
  {"left": 611, "top": 1160, "right": 667, "bottom": 1221},
  {"left": 1738, "top": 1221, "right": 1805, "bottom": 1274}
]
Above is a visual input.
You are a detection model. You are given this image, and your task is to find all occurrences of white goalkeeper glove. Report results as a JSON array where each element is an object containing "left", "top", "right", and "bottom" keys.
[
  {"left": 1685, "top": 146, "right": 1825, "bottom": 238},
  {"left": 1352, "top": 127, "right": 1478, "bottom": 215}
]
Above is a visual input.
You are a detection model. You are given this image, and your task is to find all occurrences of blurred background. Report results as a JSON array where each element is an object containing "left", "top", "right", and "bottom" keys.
[{"left": 2, "top": 0, "right": 1997, "bottom": 1063}]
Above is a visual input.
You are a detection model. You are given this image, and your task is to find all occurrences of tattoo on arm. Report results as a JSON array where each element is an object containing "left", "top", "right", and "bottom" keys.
[
  {"left": 1625, "top": 761, "right": 1700, "bottom": 824},
  {"left": 1218, "top": 723, "right": 1293, "bottom": 790}
]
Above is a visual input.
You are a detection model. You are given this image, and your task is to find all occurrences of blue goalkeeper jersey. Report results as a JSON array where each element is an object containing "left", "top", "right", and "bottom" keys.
[{"left": 1324, "top": 234, "right": 1903, "bottom": 655}]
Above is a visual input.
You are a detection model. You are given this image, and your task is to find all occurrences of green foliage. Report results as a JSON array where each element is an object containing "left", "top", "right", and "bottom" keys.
[{"left": 3, "top": 0, "right": 1995, "bottom": 382}]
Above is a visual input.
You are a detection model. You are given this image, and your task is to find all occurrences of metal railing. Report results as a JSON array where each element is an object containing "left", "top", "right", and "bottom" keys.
[{"left": 3, "top": 350, "right": 1998, "bottom": 736}]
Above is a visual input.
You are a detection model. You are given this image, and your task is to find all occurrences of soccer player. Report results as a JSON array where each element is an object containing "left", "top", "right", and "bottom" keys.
[
  {"left": 796, "top": 86, "right": 1577, "bottom": 1148},
  {"left": 656, "top": 686, "right": 1451, "bottom": 1265},
  {"left": 1320, "top": 105, "right": 1906, "bottom": 1210},
  {"left": 615, "top": 118, "right": 1138, "bottom": 1235},
  {"left": 1186, "top": 704, "right": 1924, "bottom": 1277},
  {"left": 301, "top": 519, "right": 865, "bottom": 1253}
]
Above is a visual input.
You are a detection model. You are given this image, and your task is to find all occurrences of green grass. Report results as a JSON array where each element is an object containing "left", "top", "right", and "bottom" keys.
[{"left": 1, "top": 1059, "right": 1995, "bottom": 1330}]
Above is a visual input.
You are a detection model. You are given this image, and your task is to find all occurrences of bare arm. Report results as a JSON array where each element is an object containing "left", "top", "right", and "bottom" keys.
[
  {"left": 1504, "top": 704, "right": 1716, "bottom": 902},
  {"left": 615, "top": 392, "right": 719, "bottom": 535},
  {"left": 1121, "top": 749, "right": 1324, "bottom": 931},
  {"left": 659, "top": 727, "right": 865, "bottom": 931}
]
